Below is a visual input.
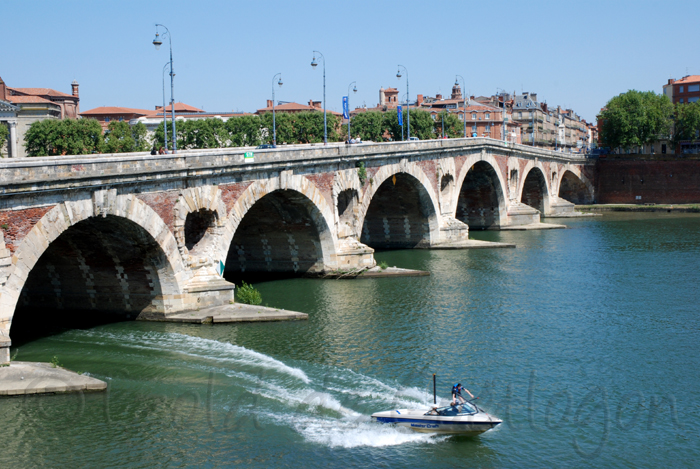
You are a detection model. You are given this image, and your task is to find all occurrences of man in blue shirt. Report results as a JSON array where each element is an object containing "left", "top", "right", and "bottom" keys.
[{"left": 451, "top": 383, "right": 474, "bottom": 405}]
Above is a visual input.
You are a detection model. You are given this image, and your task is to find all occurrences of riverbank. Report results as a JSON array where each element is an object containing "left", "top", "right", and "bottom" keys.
[{"left": 577, "top": 203, "right": 700, "bottom": 213}]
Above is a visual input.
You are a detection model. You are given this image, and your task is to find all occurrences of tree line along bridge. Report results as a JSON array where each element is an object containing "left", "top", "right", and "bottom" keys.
[{"left": 0, "top": 138, "right": 595, "bottom": 363}]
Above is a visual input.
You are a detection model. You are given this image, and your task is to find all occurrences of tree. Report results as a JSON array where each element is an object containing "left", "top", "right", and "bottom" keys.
[
  {"left": 599, "top": 90, "right": 673, "bottom": 150},
  {"left": 177, "top": 118, "right": 228, "bottom": 149},
  {"left": 25, "top": 118, "right": 103, "bottom": 156},
  {"left": 385, "top": 108, "right": 435, "bottom": 141},
  {"left": 349, "top": 111, "right": 386, "bottom": 142},
  {"left": 0, "top": 123, "right": 7, "bottom": 155},
  {"left": 672, "top": 101, "right": 700, "bottom": 146},
  {"left": 226, "top": 115, "right": 263, "bottom": 147},
  {"left": 434, "top": 111, "right": 463, "bottom": 138},
  {"left": 103, "top": 121, "right": 151, "bottom": 153}
]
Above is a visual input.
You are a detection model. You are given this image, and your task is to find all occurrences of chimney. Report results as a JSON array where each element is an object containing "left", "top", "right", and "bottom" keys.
[
  {"left": 71, "top": 80, "right": 79, "bottom": 98},
  {"left": 417, "top": 94, "right": 424, "bottom": 105},
  {"left": 436, "top": 93, "right": 443, "bottom": 100},
  {"left": 267, "top": 99, "right": 273, "bottom": 108},
  {"left": 379, "top": 87, "right": 386, "bottom": 106}
]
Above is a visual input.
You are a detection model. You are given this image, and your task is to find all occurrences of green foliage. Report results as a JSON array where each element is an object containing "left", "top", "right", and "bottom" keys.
[
  {"left": 261, "top": 111, "right": 341, "bottom": 144},
  {"left": 226, "top": 115, "right": 263, "bottom": 147},
  {"left": 434, "top": 111, "right": 464, "bottom": 138},
  {"left": 0, "top": 123, "right": 8, "bottom": 153},
  {"left": 103, "top": 121, "right": 136, "bottom": 153},
  {"left": 349, "top": 111, "right": 386, "bottom": 142},
  {"left": 50, "top": 355, "right": 62, "bottom": 368},
  {"left": 236, "top": 281, "right": 263, "bottom": 305},
  {"left": 600, "top": 90, "right": 673, "bottom": 149},
  {"left": 131, "top": 122, "right": 150, "bottom": 151},
  {"left": 379, "top": 261, "right": 388, "bottom": 270},
  {"left": 177, "top": 118, "right": 229, "bottom": 149},
  {"left": 673, "top": 101, "right": 700, "bottom": 146},
  {"left": 356, "top": 161, "right": 367, "bottom": 185},
  {"left": 384, "top": 108, "right": 435, "bottom": 141},
  {"left": 25, "top": 118, "right": 103, "bottom": 157},
  {"left": 10, "top": 348, "right": 18, "bottom": 361}
]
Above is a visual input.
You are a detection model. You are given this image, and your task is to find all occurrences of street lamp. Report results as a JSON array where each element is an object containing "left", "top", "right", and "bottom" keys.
[
  {"left": 161, "top": 62, "right": 170, "bottom": 151},
  {"left": 153, "top": 24, "right": 176, "bottom": 153},
  {"left": 397, "top": 65, "right": 410, "bottom": 140},
  {"left": 455, "top": 75, "right": 467, "bottom": 138},
  {"left": 272, "top": 73, "right": 283, "bottom": 146},
  {"left": 347, "top": 81, "right": 357, "bottom": 142},
  {"left": 310, "top": 51, "right": 327, "bottom": 144}
]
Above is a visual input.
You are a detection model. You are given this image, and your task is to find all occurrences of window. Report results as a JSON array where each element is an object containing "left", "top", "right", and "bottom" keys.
[
  {"left": 472, "top": 113, "right": 477, "bottom": 120},
  {"left": 459, "top": 113, "right": 463, "bottom": 121},
  {"left": 680, "top": 86, "right": 684, "bottom": 93},
  {"left": 529, "top": 111, "right": 533, "bottom": 119},
  {"left": 119, "top": 117, "right": 124, "bottom": 122},
  {"left": 518, "top": 112, "right": 522, "bottom": 118},
  {"left": 105, "top": 117, "right": 110, "bottom": 122},
  {"left": 485, "top": 124, "right": 491, "bottom": 132},
  {"left": 680, "top": 98, "right": 684, "bottom": 103},
  {"left": 431, "top": 114, "right": 436, "bottom": 120},
  {"left": 689, "top": 84, "right": 700, "bottom": 93},
  {"left": 689, "top": 97, "right": 699, "bottom": 103},
  {"left": 485, "top": 113, "right": 490, "bottom": 119}
]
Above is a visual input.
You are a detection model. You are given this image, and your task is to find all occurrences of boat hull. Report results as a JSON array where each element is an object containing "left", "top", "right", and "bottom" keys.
[{"left": 371, "top": 410, "right": 501, "bottom": 435}]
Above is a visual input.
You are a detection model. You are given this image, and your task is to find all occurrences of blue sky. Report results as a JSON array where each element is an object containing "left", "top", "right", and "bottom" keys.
[{"left": 3, "top": 0, "right": 698, "bottom": 122}]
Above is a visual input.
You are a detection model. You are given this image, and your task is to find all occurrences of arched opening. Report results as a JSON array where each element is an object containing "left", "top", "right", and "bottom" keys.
[
  {"left": 558, "top": 170, "right": 593, "bottom": 204},
  {"left": 185, "top": 209, "right": 217, "bottom": 250},
  {"left": 521, "top": 167, "right": 548, "bottom": 213},
  {"left": 11, "top": 215, "right": 170, "bottom": 345},
  {"left": 337, "top": 188, "right": 358, "bottom": 221},
  {"left": 361, "top": 172, "right": 436, "bottom": 249},
  {"left": 455, "top": 161, "right": 504, "bottom": 229},
  {"left": 225, "top": 189, "right": 330, "bottom": 281}
]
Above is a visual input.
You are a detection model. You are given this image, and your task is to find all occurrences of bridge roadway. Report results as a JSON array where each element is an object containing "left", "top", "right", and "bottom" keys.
[{"left": 0, "top": 138, "right": 595, "bottom": 363}]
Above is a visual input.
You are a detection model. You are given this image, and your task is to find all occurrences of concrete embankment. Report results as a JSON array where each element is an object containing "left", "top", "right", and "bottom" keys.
[
  {"left": 144, "top": 303, "right": 309, "bottom": 324},
  {"left": 577, "top": 204, "right": 700, "bottom": 213},
  {"left": 0, "top": 361, "right": 107, "bottom": 397}
]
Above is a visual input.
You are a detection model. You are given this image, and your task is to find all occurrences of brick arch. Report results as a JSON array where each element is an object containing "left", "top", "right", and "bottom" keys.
[
  {"left": 223, "top": 174, "right": 337, "bottom": 272},
  {"left": 172, "top": 185, "right": 228, "bottom": 264},
  {"left": 452, "top": 153, "right": 509, "bottom": 226},
  {"left": 0, "top": 194, "right": 186, "bottom": 339},
  {"left": 556, "top": 166, "right": 595, "bottom": 203},
  {"left": 519, "top": 161, "right": 552, "bottom": 214},
  {"left": 358, "top": 161, "right": 440, "bottom": 247}
]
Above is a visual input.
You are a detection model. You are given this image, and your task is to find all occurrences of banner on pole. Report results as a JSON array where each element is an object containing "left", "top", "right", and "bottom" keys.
[
  {"left": 342, "top": 96, "right": 349, "bottom": 119},
  {"left": 397, "top": 105, "right": 403, "bottom": 126}
]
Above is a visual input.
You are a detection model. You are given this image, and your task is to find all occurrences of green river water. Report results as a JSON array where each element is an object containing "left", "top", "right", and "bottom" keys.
[{"left": 1, "top": 213, "right": 699, "bottom": 468}]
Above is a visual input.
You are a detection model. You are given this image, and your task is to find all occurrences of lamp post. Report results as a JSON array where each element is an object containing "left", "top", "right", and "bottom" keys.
[
  {"left": 161, "top": 62, "right": 170, "bottom": 151},
  {"left": 310, "top": 51, "right": 326, "bottom": 144},
  {"left": 153, "top": 24, "right": 176, "bottom": 153},
  {"left": 347, "top": 81, "right": 357, "bottom": 142},
  {"left": 397, "top": 65, "right": 409, "bottom": 140},
  {"left": 455, "top": 75, "right": 467, "bottom": 138},
  {"left": 272, "top": 73, "right": 283, "bottom": 146}
]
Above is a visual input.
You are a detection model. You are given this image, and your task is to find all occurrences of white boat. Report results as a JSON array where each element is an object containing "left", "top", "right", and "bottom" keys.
[{"left": 371, "top": 401, "right": 502, "bottom": 435}]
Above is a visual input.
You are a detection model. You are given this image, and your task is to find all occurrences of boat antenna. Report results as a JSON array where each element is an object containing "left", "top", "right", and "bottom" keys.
[{"left": 433, "top": 374, "right": 437, "bottom": 404}]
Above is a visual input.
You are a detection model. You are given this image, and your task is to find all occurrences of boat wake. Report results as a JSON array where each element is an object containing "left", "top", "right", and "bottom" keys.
[{"left": 63, "top": 328, "right": 452, "bottom": 447}]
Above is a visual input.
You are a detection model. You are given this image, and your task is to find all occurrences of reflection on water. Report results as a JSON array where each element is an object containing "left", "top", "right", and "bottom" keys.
[{"left": 1, "top": 212, "right": 699, "bottom": 468}]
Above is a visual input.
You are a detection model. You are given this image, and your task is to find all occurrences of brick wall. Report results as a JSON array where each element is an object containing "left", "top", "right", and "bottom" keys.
[{"left": 596, "top": 158, "right": 700, "bottom": 204}]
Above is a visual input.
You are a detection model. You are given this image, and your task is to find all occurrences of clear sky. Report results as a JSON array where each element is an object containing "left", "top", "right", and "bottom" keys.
[{"left": 3, "top": 0, "right": 699, "bottom": 123}]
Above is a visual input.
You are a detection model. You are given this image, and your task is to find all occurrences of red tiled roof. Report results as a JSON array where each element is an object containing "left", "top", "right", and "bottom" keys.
[
  {"left": 80, "top": 106, "right": 153, "bottom": 116},
  {"left": 6, "top": 95, "right": 56, "bottom": 105},
  {"left": 675, "top": 75, "right": 700, "bottom": 84},
  {"left": 256, "top": 102, "right": 342, "bottom": 115},
  {"left": 163, "top": 102, "right": 205, "bottom": 112},
  {"left": 9, "top": 87, "right": 74, "bottom": 98}
]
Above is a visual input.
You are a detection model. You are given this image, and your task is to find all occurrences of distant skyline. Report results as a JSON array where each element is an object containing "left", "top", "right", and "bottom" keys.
[{"left": 4, "top": 0, "right": 699, "bottom": 123}]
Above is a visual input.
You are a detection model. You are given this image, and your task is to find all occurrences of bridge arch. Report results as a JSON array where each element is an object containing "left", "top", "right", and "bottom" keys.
[
  {"left": 1, "top": 194, "right": 186, "bottom": 342},
  {"left": 358, "top": 161, "right": 440, "bottom": 249},
  {"left": 557, "top": 168, "right": 595, "bottom": 204},
  {"left": 519, "top": 162, "right": 551, "bottom": 214},
  {"left": 453, "top": 155, "right": 508, "bottom": 229},
  {"left": 223, "top": 175, "right": 337, "bottom": 275}
]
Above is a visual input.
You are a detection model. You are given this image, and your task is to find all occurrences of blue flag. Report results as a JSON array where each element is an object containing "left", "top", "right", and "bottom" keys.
[
  {"left": 398, "top": 105, "right": 403, "bottom": 126},
  {"left": 342, "top": 96, "right": 349, "bottom": 119}
]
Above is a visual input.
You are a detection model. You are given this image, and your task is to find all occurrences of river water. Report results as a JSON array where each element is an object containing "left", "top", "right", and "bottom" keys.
[{"left": 1, "top": 213, "right": 699, "bottom": 468}]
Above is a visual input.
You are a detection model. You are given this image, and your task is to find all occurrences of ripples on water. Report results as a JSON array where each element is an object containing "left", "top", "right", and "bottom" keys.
[{"left": 1, "top": 213, "right": 699, "bottom": 468}]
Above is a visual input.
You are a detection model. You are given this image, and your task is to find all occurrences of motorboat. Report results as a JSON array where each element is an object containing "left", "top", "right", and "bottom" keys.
[{"left": 371, "top": 401, "right": 502, "bottom": 435}]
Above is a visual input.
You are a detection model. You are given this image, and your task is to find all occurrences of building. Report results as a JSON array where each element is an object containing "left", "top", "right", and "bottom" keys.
[
  {"left": 0, "top": 98, "right": 20, "bottom": 158},
  {"left": 80, "top": 106, "right": 157, "bottom": 131},
  {"left": 255, "top": 99, "right": 342, "bottom": 116},
  {"left": 0, "top": 76, "right": 80, "bottom": 158},
  {"left": 663, "top": 75, "right": 700, "bottom": 104}
]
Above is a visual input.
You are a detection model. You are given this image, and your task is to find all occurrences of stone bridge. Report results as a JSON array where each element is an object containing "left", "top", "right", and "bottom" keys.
[{"left": 0, "top": 138, "right": 595, "bottom": 362}]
